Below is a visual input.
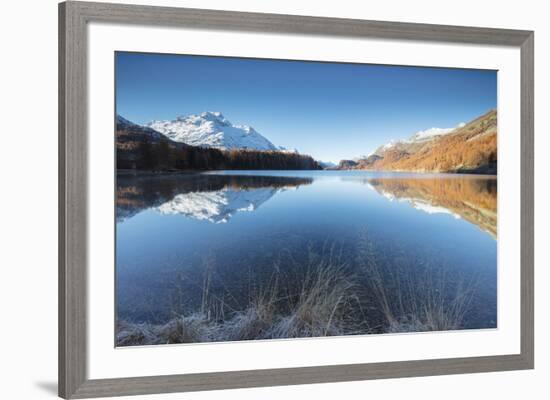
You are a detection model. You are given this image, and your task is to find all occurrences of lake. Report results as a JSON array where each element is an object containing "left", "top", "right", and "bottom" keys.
[{"left": 115, "top": 170, "right": 497, "bottom": 345}]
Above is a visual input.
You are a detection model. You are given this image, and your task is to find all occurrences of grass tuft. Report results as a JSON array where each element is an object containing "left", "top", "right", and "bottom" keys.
[{"left": 117, "top": 245, "right": 359, "bottom": 346}]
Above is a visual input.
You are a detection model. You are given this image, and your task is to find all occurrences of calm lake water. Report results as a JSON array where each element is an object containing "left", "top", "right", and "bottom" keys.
[{"left": 116, "top": 171, "right": 497, "bottom": 344}]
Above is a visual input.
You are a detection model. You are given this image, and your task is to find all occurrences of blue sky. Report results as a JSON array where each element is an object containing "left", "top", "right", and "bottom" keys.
[{"left": 116, "top": 52, "right": 497, "bottom": 163}]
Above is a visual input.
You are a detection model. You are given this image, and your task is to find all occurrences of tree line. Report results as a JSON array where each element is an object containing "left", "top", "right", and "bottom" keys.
[{"left": 117, "top": 139, "right": 321, "bottom": 171}]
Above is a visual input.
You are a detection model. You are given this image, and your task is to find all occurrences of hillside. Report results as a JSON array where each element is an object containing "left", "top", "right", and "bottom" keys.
[{"left": 348, "top": 110, "right": 497, "bottom": 174}]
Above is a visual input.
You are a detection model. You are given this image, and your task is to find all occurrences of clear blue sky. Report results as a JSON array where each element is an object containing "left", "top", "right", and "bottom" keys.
[{"left": 116, "top": 52, "right": 497, "bottom": 163}]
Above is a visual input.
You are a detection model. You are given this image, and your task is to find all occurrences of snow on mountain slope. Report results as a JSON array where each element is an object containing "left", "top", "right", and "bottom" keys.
[
  {"left": 318, "top": 161, "right": 336, "bottom": 169},
  {"left": 381, "top": 140, "right": 398, "bottom": 151},
  {"left": 147, "top": 112, "right": 281, "bottom": 151},
  {"left": 374, "top": 121, "right": 466, "bottom": 154},
  {"left": 409, "top": 123, "right": 465, "bottom": 142},
  {"left": 155, "top": 186, "right": 281, "bottom": 223},
  {"left": 411, "top": 128, "right": 447, "bottom": 141}
]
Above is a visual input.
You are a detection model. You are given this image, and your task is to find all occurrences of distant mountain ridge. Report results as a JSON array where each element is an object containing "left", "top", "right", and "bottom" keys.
[
  {"left": 116, "top": 115, "right": 167, "bottom": 142},
  {"left": 147, "top": 112, "right": 286, "bottom": 152},
  {"left": 342, "top": 110, "right": 497, "bottom": 174},
  {"left": 372, "top": 122, "right": 467, "bottom": 156},
  {"left": 116, "top": 114, "right": 185, "bottom": 156},
  {"left": 117, "top": 110, "right": 496, "bottom": 174},
  {"left": 318, "top": 160, "right": 337, "bottom": 169}
]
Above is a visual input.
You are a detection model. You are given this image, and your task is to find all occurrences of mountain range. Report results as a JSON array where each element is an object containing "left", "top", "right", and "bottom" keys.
[
  {"left": 146, "top": 111, "right": 288, "bottom": 152},
  {"left": 116, "top": 114, "right": 319, "bottom": 171},
  {"left": 337, "top": 109, "right": 497, "bottom": 174},
  {"left": 117, "top": 109, "right": 497, "bottom": 174}
]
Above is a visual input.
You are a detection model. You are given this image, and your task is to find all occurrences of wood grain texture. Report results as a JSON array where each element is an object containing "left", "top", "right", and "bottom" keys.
[
  {"left": 58, "top": 1, "right": 535, "bottom": 398},
  {"left": 70, "top": 1, "right": 532, "bottom": 45},
  {"left": 520, "top": 32, "right": 535, "bottom": 368},
  {"left": 59, "top": 2, "right": 88, "bottom": 398},
  {"left": 69, "top": 354, "right": 531, "bottom": 399}
]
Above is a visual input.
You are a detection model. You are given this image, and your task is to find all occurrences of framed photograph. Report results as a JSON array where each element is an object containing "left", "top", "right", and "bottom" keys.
[{"left": 59, "top": 1, "right": 534, "bottom": 398}]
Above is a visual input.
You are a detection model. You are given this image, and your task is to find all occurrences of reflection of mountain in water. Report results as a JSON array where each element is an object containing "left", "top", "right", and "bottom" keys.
[
  {"left": 156, "top": 187, "right": 284, "bottom": 223},
  {"left": 368, "top": 177, "right": 497, "bottom": 238},
  {"left": 117, "top": 173, "right": 312, "bottom": 223}
]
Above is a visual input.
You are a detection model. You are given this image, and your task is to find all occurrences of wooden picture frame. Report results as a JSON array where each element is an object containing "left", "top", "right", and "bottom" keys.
[{"left": 59, "top": 1, "right": 534, "bottom": 398}]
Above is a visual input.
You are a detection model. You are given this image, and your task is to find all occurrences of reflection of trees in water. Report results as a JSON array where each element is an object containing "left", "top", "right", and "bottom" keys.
[
  {"left": 367, "top": 176, "right": 497, "bottom": 238},
  {"left": 116, "top": 173, "right": 313, "bottom": 221}
]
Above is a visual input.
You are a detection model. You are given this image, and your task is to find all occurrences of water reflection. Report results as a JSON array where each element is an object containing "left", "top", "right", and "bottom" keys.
[
  {"left": 117, "top": 172, "right": 497, "bottom": 237},
  {"left": 117, "top": 173, "right": 313, "bottom": 223},
  {"left": 367, "top": 176, "right": 497, "bottom": 238},
  {"left": 116, "top": 172, "right": 497, "bottom": 345}
]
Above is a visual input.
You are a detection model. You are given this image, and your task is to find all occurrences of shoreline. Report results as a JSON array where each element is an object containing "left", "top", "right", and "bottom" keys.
[{"left": 116, "top": 168, "right": 497, "bottom": 178}]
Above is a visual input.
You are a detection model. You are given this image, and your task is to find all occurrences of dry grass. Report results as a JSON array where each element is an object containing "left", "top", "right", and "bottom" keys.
[
  {"left": 117, "top": 245, "right": 360, "bottom": 346},
  {"left": 357, "top": 232, "right": 478, "bottom": 333},
  {"left": 117, "top": 237, "right": 480, "bottom": 346}
]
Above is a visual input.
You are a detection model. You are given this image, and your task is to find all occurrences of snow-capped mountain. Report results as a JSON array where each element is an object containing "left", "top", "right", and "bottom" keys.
[
  {"left": 342, "top": 110, "right": 497, "bottom": 174},
  {"left": 318, "top": 161, "right": 337, "bottom": 169},
  {"left": 147, "top": 112, "right": 282, "bottom": 151},
  {"left": 155, "top": 187, "right": 282, "bottom": 223},
  {"left": 409, "top": 123, "right": 466, "bottom": 142},
  {"left": 374, "top": 121, "right": 465, "bottom": 155}
]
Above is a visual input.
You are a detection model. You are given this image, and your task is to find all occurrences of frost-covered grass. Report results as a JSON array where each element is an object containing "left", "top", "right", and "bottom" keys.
[
  {"left": 117, "top": 247, "right": 361, "bottom": 346},
  {"left": 117, "top": 238, "right": 479, "bottom": 346}
]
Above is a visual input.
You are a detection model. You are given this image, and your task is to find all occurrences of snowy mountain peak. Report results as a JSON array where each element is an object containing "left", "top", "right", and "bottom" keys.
[
  {"left": 373, "top": 121, "right": 466, "bottom": 156},
  {"left": 147, "top": 112, "right": 280, "bottom": 151},
  {"left": 409, "top": 124, "right": 463, "bottom": 142},
  {"left": 201, "top": 111, "right": 224, "bottom": 119},
  {"left": 174, "top": 111, "right": 229, "bottom": 126}
]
